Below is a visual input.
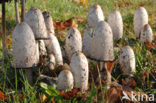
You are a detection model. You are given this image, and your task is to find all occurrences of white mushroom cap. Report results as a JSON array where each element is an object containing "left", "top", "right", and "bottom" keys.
[
  {"left": 65, "top": 28, "right": 82, "bottom": 61},
  {"left": 38, "top": 40, "right": 47, "bottom": 56},
  {"left": 57, "top": 70, "right": 74, "bottom": 91},
  {"left": 91, "top": 21, "right": 114, "bottom": 61},
  {"left": 88, "top": 4, "right": 104, "bottom": 28},
  {"left": 140, "top": 24, "right": 153, "bottom": 43},
  {"left": 48, "top": 53, "right": 56, "bottom": 71},
  {"left": 134, "top": 7, "right": 148, "bottom": 38},
  {"left": 42, "top": 11, "right": 55, "bottom": 35},
  {"left": 25, "top": 7, "right": 48, "bottom": 39},
  {"left": 70, "top": 52, "right": 88, "bottom": 91},
  {"left": 108, "top": 9, "right": 123, "bottom": 40},
  {"left": 12, "top": 22, "right": 39, "bottom": 68},
  {"left": 82, "top": 27, "right": 93, "bottom": 57},
  {"left": 45, "top": 34, "right": 63, "bottom": 66},
  {"left": 119, "top": 46, "right": 135, "bottom": 76}
]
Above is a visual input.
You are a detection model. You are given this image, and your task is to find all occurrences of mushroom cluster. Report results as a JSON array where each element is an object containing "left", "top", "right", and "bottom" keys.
[{"left": 11, "top": 5, "right": 154, "bottom": 93}]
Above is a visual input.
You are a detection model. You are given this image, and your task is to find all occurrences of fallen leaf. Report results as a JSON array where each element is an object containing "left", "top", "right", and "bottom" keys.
[
  {"left": 54, "top": 17, "right": 78, "bottom": 31},
  {"left": 105, "top": 59, "right": 117, "bottom": 73},
  {"left": 145, "top": 40, "right": 156, "bottom": 50},
  {"left": 0, "top": 91, "right": 9, "bottom": 101},
  {"left": 77, "top": 17, "right": 87, "bottom": 23}
]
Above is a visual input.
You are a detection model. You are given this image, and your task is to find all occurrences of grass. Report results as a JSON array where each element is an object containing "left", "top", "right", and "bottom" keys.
[{"left": 0, "top": 0, "right": 156, "bottom": 102}]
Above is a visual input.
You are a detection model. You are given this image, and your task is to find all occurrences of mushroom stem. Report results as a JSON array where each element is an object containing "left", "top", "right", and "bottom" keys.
[
  {"left": 2, "top": 0, "right": 8, "bottom": 63},
  {"left": 21, "top": 0, "right": 25, "bottom": 22},
  {"left": 25, "top": 69, "right": 33, "bottom": 85},
  {"left": 15, "top": 0, "right": 20, "bottom": 24}
]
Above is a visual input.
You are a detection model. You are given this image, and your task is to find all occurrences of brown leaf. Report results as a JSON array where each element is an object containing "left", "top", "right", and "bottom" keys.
[
  {"left": 0, "top": 91, "right": 9, "bottom": 101},
  {"left": 77, "top": 17, "right": 87, "bottom": 23},
  {"left": 54, "top": 17, "right": 78, "bottom": 31},
  {"left": 105, "top": 59, "right": 117, "bottom": 73}
]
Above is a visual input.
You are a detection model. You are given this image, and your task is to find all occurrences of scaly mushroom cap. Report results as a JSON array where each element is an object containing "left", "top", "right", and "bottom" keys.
[
  {"left": 82, "top": 28, "right": 93, "bottom": 57},
  {"left": 42, "top": 11, "right": 55, "bottom": 35},
  {"left": 91, "top": 21, "right": 114, "bottom": 61},
  {"left": 57, "top": 70, "right": 74, "bottom": 91},
  {"left": 108, "top": 9, "right": 123, "bottom": 40},
  {"left": 70, "top": 52, "right": 88, "bottom": 91},
  {"left": 38, "top": 40, "right": 47, "bottom": 56},
  {"left": 12, "top": 22, "right": 39, "bottom": 68},
  {"left": 65, "top": 28, "right": 82, "bottom": 61},
  {"left": 88, "top": 4, "right": 104, "bottom": 28},
  {"left": 134, "top": 7, "right": 148, "bottom": 38},
  {"left": 119, "top": 46, "right": 135, "bottom": 76},
  {"left": 140, "top": 24, "right": 153, "bottom": 43},
  {"left": 25, "top": 7, "right": 48, "bottom": 39},
  {"left": 45, "top": 34, "right": 63, "bottom": 66}
]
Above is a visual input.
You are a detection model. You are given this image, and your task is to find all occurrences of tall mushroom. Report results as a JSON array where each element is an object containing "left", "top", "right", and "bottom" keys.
[
  {"left": 119, "top": 46, "right": 135, "bottom": 77},
  {"left": 65, "top": 28, "right": 82, "bottom": 61},
  {"left": 12, "top": 22, "right": 39, "bottom": 84},
  {"left": 89, "top": 21, "right": 114, "bottom": 85},
  {"left": 140, "top": 24, "right": 153, "bottom": 43},
  {"left": 88, "top": 4, "right": 104, "bottom": 28},
  {"left": 134, "top": 7, "right": 148, "bottom": 38},
  {"left": 57, "top": 70, "right": 74, "bottom": 91},
  {"left": 108, "top": 9, "right": 123, "bottom": 41},
  {"left": 70, "top": 52, "right": 88, "bottom": 91},
  {"left": 25, "top": 7, "right": 48, "bottom": 39}
]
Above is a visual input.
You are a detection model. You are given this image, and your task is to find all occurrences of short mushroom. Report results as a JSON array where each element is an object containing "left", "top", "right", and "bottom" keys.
[
  {"left": 12, "top": 22, "right": 39, "bottom": 84},
  {"left": 140, "top": 24, "right": 153, "bottom": 43},
  {"left": 108, "top": 9, "right": 123, "bottom": 41},
  {"left": 45, "top": 34, "right": 63, "bottom": 66},
  {"left": 134, "top": 7, "right": 148, "bottom": 38},
  {"left": 82, "top": 27, "right": 93, "bottom": 57},
  {"left": 65, "top": 28, "right": 82, "bottom": 61},
  {"left": 88, "top": 4, "right": 104, "bottom": 28},
  {"left": 70, "top": 52, "right": 88, "bottom": 91},
  {"left": 119, "top": 46, "right": 135, "bottom": 76},
  {"left": 57, "top": 70, "right": 74, "bottom": 91},
  {"left": 25, "top": 7, "right": 48, "bottom": 39},
  {"left": 42, "top": 11, "right": 55, "bottom": 35}
]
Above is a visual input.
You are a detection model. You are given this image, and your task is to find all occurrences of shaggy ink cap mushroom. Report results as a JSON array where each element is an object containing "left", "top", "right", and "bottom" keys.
[
  {"left": 42, "top": 11, "right": 55, "bottom": 35},
  {"left": 25, "top": 7, "right": 48, "bottom": 40},
  {"left": 57, "top": 70, "right": 74, "bottom": 91},
  {"left": 65, "top": 28, "right": 82, "bottom": 61},
  {"left": 12, "top": 22, "right": 39, "bottom": 68},
  {"left": 88, "top": 4, "right": 104, "bottom": 28},
  {"left": 108, "top": 9, "right": 123, "bottom": 41},
  {"left": 70, "top": 52, "right": 88, "bottom": 91},
  {"left": 134, "top": 7, "right": 148, "bottom": 38}
]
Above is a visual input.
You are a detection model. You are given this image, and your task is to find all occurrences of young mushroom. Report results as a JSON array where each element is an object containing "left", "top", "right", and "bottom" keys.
[
  {"left": 12, "top": 22, "right": 39, "bottom": 84},
  {"left": 140, "top": 24, "right": 153, "bottom": 43},
  {"left": 70, "top": 52, "right": 88, "bottom": 91},
  {"left": 88, "top": 4, "right": 104, "bottom": 28},
  {"left": 25, "top": 7, "right": 48, "bottom": 39},
  {"left": 57, "top": 70, "right": 74, "bottom": 91},
  {"left": 108, "top": 9, "right": 123, "bottom": 41},
  {"left": 42, "top": 11, "right": 55, "bottom": 35},
  {"left": 134, "top": 7, "right": 148, "bottom": 38},
  {"left": 119, "top": 46, "right": 135, "bottom": 76},
  {"left": 65, "top": 28, "right": 82, "bottom": 61}
]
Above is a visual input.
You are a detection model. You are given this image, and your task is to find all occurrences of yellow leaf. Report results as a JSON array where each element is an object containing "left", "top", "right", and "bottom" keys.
[{"left": 80, "top": 0, "right": 88, "bottom": 5}]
